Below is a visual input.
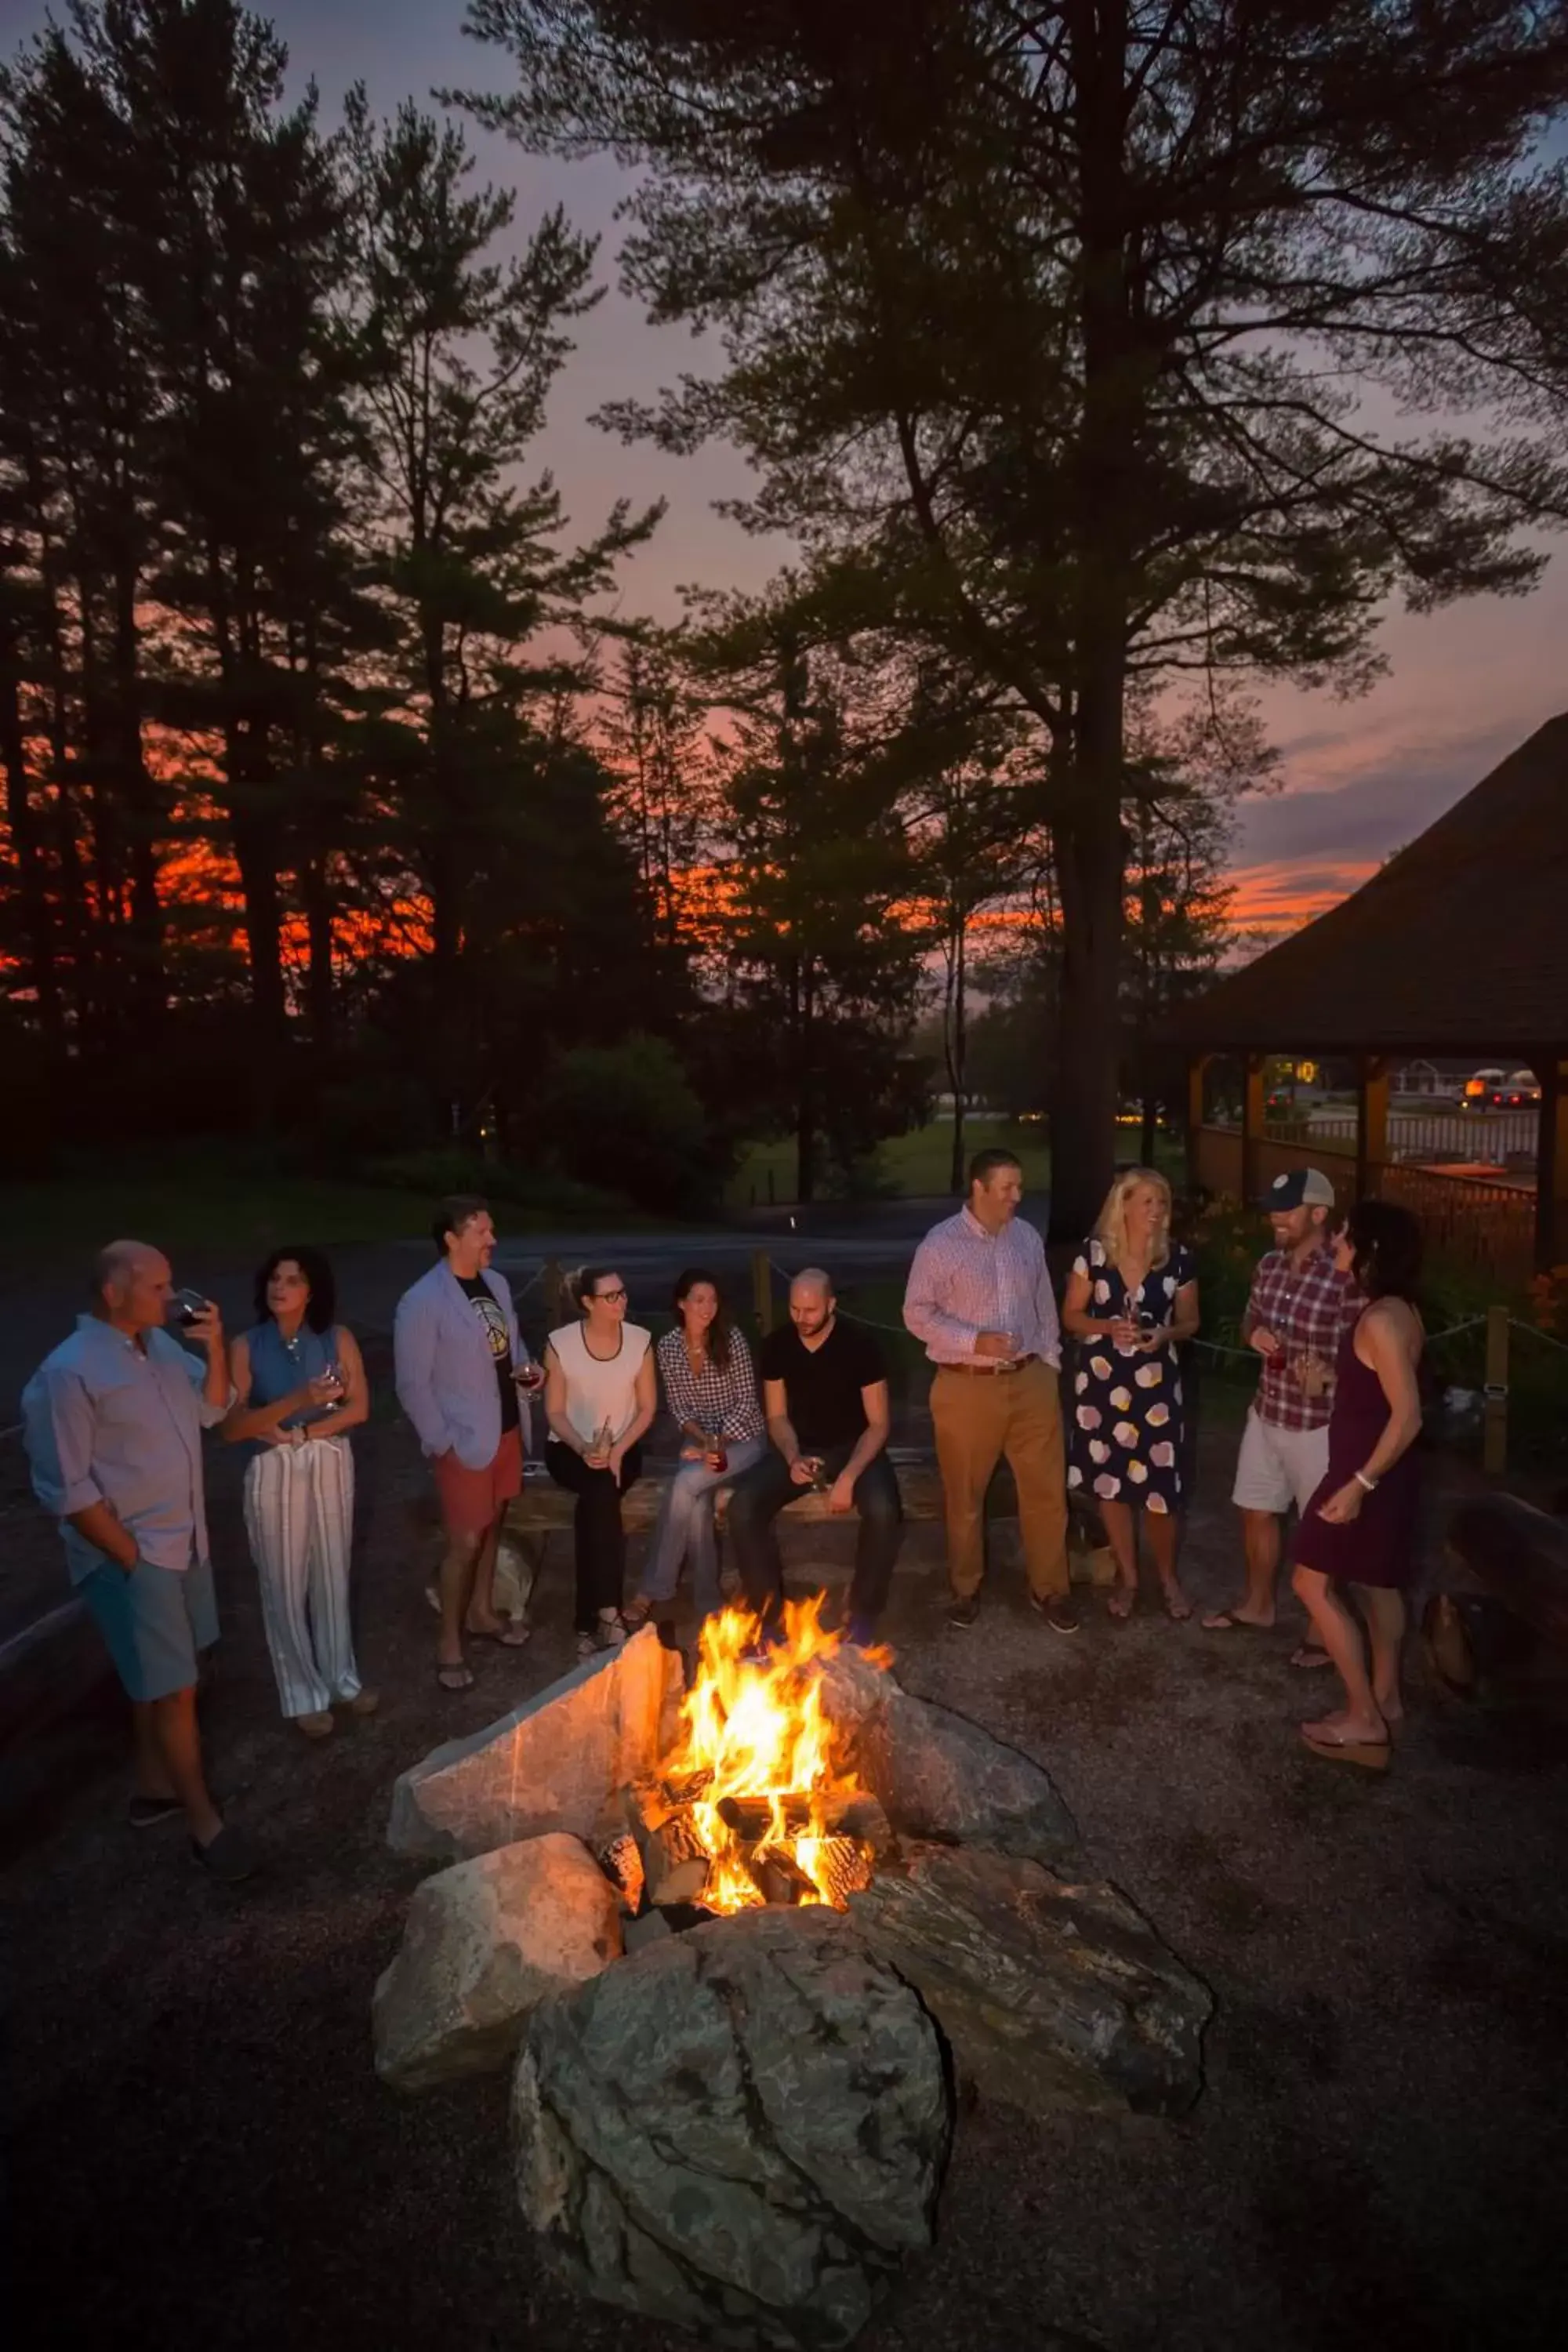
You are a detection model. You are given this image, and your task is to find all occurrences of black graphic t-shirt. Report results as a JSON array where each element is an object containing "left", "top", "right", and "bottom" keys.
[{"left": 457, "top": 1275, "right": 519, "bottom": 1434}]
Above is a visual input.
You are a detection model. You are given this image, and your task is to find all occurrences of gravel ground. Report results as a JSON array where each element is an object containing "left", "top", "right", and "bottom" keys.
[{"left": 5, "top": 1371, "right": 1568, "bottom": 2352}]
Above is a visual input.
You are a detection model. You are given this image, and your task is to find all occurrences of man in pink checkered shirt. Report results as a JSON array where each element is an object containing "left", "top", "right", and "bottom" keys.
[{"left": 1203, "top": 1167, "right": 1361, "bottom": 1662}]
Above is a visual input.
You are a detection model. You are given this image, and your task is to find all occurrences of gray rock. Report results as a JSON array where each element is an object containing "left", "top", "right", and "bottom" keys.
[
  {"left": 850, "top": 1842, "right": 1211, "bottom": 2119},
  {"left": 387, "top": 1626, "right": 684, "bottom": 1860},
  {"left": 373, "top": 1833, "right": 622, "bottom": 2092},
  {"left": 821, "top": 1649, "right": 1080, "bottom": 1867},
  {"left": 514, "top": 1904, "right": 950, "bottom": 2350}
]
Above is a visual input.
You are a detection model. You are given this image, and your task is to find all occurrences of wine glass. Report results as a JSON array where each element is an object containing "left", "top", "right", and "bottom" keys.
[
  {"left": 317, "top": 1355, "right": 345, "bottom": 1414},
  {"left": 170, "top": 1287, "right": 209, "bottom": 1329}
]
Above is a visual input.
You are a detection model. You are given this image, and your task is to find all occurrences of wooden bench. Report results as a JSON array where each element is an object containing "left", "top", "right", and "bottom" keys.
[{"left": 500, "top": 1452, "right": 1115, "bottom": 1590}]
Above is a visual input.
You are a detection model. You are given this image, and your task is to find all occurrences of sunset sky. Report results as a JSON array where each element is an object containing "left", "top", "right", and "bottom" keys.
[{"left": 6, "top": 0, "right": 1564, "bottom": 940}]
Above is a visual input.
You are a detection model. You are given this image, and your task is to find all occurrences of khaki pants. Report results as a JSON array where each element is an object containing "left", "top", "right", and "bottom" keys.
[{"left": 930, "top": 1359, "right": 1069, "bottom": 1601}]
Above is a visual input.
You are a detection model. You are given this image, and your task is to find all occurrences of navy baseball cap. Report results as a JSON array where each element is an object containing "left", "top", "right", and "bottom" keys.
[{"left": 1263, "top": 1168, "right": 1337, "bottom": 1210}]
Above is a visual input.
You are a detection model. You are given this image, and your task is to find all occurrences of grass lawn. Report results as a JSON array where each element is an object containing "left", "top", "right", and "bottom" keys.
[
  {"left": 728, "top": 1116, "right": 1052, "bottom": 1206},
  {"left": 0, "top": 1171, "right": 439, "bottom": 1274},
  {"left": 0, "top": 1165, "right": 684, "bottom": 1278}
]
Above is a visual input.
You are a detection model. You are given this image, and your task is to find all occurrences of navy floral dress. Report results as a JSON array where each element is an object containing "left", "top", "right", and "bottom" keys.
[{"left": 1066, "top": 1236, "right": 1195, "bottom": 1515}]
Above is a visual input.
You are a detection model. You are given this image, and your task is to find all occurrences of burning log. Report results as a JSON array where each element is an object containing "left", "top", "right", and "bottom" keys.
[
  {"left": 746, "top": 1847, "right": 821, "bottom": 1907},
  {"left": 597, "top": 1834, "right": 647, "bottom": 1914},
  {"left": 716, "top": 1791, "right": 893, "bottom": 1849},
  {"left": 811, "top": 1835, "right": 876, "bottom": 1909},
  {"left": 622, "top": 1777, "right": 713, "bottom": 1907}
]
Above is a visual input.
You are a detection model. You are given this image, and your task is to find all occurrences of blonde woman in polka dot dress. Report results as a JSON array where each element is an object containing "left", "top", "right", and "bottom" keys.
[{"left": 1062, "top": 1168, "right": 1201, "bottom": 1621}]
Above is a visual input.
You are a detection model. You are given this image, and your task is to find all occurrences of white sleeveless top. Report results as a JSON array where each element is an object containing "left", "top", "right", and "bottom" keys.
[{"left": 549, "top": 1322, "right": 652, "bottom": 1446}]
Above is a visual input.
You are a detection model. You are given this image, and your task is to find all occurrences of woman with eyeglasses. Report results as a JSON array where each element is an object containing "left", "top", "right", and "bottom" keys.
[{"left": 543, "top": 1266, "right": 657, "bottom": 1657}]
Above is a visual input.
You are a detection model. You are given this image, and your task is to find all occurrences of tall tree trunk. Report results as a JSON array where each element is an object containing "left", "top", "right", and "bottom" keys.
[
  {"left": 1055, "top": 0, "right": 1135, "bottom": 1238},
  {"left": 1052, "top": 772, "right": 1124, "bottom": 1234},
  {"left": 300, "top": 849, "right": 336, "bottom": 1057},
  {"left": 114, "top": 557, "right": 165, "bottom": 1033},
  {"left": 945, "top": 913, "right": 967, "bottom": 1194},
  {"left": 0, "top": 664, "right": 67, "bottom": 1054},
  {"left": 228, "top": 710, "right": 289, "bottom": 1131}
]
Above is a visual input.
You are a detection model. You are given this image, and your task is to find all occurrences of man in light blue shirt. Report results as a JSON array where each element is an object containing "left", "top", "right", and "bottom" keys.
[
  {"left": 23, "top": 1240, "right": 253, "bottom": 1880},
  {"left": 394, "top": 1195, "right": 537, "bottom": 1692}
]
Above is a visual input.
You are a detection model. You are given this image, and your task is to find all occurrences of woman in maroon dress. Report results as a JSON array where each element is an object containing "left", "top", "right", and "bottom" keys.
[{"left": 1291, "top": 1201, "right": 1425, "bottom": 1769}]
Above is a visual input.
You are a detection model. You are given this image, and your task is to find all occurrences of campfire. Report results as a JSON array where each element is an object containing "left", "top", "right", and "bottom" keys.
[{"left": 615, "top": 1597, "right": 892, "bottom": 1918}]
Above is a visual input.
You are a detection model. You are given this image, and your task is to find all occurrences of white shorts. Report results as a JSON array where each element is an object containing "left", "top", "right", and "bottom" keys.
[{"left": 1232, "top": 1411, "right": 1329, "bottom": 1519}]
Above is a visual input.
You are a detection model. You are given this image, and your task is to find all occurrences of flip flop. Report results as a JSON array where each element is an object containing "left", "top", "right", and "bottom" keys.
[
  {"left": 1106, "top": 1587, "right": 1136, "bottom": 1621},
  {"left": 1200, "top": 1611, "right": 1272, "bottom": 1632},
  {"left": 1161, "top": 1589, "right": 1193, "bottom": 1622},
  {"left": 1290, "top": 1645, "right": 1334, "bottom": 1671},
  {"left": 435, "top": 1663, "right": 475, "bottom": 1693},
  {"left": 1300, "top": 1726, "right": 1389, "bottom": 1772},
  {"left": 467, "top": 1623, "right": 532, "bottom": 1649}
]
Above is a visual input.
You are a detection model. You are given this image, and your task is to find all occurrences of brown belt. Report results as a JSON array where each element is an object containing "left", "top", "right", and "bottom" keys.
[{"left": 940, "top": 1353, "right": 1040, "bottom": 1377}]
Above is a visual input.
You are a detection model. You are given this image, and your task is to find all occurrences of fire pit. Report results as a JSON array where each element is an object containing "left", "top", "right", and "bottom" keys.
[
  {"left": 375, "top": 1600, "right": 1213, "bottom": 2350},
  {"left": 611, "top": 1598, "right": 891, "bottom": 1924}
]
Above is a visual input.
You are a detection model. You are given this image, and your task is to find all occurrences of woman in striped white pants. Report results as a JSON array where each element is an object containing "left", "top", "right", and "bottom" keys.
[{"left": 223, "top": 1249, "right": 376, "bottom": 1737}]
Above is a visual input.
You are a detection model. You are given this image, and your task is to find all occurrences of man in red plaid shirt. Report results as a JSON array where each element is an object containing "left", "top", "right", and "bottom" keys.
[{"left": 1203, "top": 1168, "right": 1361, "bottom": 1662}]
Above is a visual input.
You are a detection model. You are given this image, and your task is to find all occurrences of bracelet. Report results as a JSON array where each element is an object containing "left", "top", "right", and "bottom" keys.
[{"left": 1352, "top": 1469, "right": 1378, "bottom": 1494}]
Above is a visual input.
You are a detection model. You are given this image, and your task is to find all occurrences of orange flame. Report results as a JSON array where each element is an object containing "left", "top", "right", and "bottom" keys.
[{"left": 664, "top": 1595, "right": 889, "bottom": 1913}]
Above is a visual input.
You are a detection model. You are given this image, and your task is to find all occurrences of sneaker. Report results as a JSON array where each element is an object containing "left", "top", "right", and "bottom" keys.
[
  {"left": 191, "top": 1825, "right": 259, "bottom": 1885},
  {"left": 946, "top": 1595, "right": 980, "bottom": 1629},
  {"left": 1030, "top": 1593, "right": 1081, "bottom": 1635},
  {"left": 129, "top": 1794, "right": 183, "bottom": 1831}
]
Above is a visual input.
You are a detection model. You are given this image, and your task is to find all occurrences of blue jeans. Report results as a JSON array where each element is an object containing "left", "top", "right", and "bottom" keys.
[
  {"left": 642, "top": 1436, "right": 767, "bottom": 1615},
  {"left": 727, "top": 1443, "right": 903, "bottom": 1642}
]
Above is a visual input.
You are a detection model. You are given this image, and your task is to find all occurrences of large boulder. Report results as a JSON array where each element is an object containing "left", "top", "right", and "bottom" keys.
[
  {"left": 388, "top": 1626, "right": 684, "bottom": 1860},
  {"left": 373, "top": 1832, "right": 623, "bottom": 2092},
  {"left": 821, "top": 1649, "right": 1080, "bottom": 1868},
  {"left": 514, "top": 1905, "right": 950, "bottom": 2350},
  {"left": 851, "top": 1842, "right": 1210, "bottom": 2121}
]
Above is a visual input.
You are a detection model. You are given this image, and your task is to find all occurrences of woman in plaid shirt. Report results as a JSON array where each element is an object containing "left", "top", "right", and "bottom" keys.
[{"left": 626, "top": 1269, "right": 765, "bottom": 1625}]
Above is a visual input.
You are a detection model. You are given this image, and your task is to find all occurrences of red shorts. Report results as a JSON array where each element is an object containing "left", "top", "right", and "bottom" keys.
[{"left": 431, "top": 1428, "right": 523, "bottom": 1540}]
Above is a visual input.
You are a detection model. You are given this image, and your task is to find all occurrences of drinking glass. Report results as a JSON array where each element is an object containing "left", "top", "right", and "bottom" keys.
[{"left": 170, "top": 1287, "right": 209, "bottom": 1329}]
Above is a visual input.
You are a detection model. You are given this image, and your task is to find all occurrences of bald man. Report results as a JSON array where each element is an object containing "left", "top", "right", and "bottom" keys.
[
  {"left": 22, "top": 1242, "right": 254, "bottom": 1882},
  {"left": 727, "top": 1268, "right": 901, "bottom": 1645}
]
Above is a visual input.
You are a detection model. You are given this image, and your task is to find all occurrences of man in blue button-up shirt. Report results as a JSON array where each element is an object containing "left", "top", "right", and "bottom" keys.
[{"left": 23, "top": 1240, "right": 253, "bottom": 1879}]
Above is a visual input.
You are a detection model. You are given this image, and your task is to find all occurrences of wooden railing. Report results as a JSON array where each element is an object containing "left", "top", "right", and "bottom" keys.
[{"left": 1192, "top": 1125, "right": 1536, "bottom": 1285}]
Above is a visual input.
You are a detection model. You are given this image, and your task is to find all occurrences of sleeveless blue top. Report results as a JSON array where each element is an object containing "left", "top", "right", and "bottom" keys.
[{"left": 238, "top": 1321, "right": 348, "bottom": 1464}]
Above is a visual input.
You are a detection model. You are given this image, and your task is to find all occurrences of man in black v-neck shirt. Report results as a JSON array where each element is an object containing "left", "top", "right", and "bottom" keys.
[{"left": 728, "top": 1268, "right": 902, "bottom": 1644}]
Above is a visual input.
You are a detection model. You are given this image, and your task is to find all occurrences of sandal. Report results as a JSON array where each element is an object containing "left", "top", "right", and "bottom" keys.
[
  {"left": 435, "top": 1662, "right": 475, "bottom": 1693},
  {"left": 1107, "top": 1584, "right": 1136, "bottom": 1621},
  {"left": 622, "top": 1596, "right": 654, "bottom": 1631},
  {"left": 467, "top": 1622, "right": 532, "bottom": 1649},
  {"left": 1201, "top": 1610, "right": 1272, "bottom": 1632},
  {"left": 1290, "top": 1644, "right": 1334, "bottom": 1671},
  {"left": 1300, "top": 1725, "right": 1389, "bottom": 1772},
  {"left": 1161, "top": 1585, "right": 1192, "bottom": 1623}
]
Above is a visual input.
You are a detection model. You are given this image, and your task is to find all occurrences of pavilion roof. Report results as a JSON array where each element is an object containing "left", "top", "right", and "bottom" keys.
[{"left": 1167, "top": 713, "right": 1568, "bottom": 1055}]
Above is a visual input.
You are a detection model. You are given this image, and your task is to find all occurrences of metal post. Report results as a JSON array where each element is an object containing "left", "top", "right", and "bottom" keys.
[
  {"left": 751, "top": 1247, "right": 774, "bottom": 1335},
  {"left": 1534, "top": 1051, "right": 1567, "bottom": 1273},
  {"left": 1483, "top": 1303, "right": 1509, "bottom": 1478}
]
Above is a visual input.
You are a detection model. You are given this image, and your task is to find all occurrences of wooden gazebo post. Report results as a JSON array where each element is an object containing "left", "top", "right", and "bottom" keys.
[
  {"left": 1355, "top": 1056, "right": 1389, "bottom": 1203},
  {"left": 1185, "top": 1054, "right": 1210, "bottom": 1195},
  {"left": 1537, "top": 1052, "right": 1568, "bottom": 1272},
  {"left": 1241, "top": 1053, "right": 1265, "bottom": 1204}
]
